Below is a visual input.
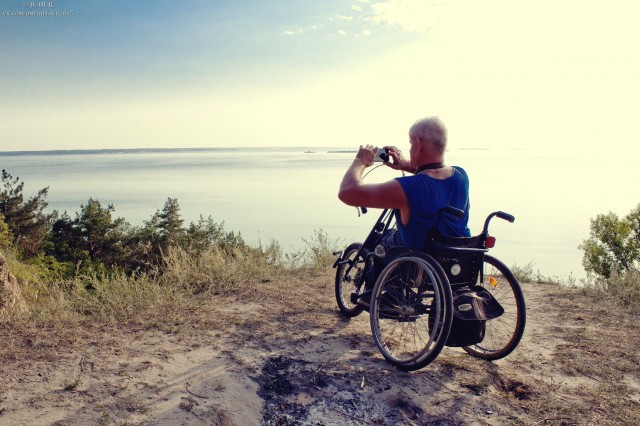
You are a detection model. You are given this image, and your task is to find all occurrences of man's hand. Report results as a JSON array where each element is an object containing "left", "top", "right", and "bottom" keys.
[
  {"left": 355, "top": 144, "right": 377, "bottom": 167},
  {"left": 383, "top": 146, "right": 413, "bottom": 173},
  {"left": 338, "top": 144, "right": 409, "bottom": 213}
]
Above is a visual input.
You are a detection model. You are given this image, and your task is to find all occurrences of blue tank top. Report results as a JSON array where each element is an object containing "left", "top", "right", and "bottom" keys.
[{"left": 395, "top": 166, "right": 470, "bottom": 249}]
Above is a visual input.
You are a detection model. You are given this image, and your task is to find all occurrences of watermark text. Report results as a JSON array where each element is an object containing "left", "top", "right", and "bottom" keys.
[{"left": 3, "top": 2, "right": 74, "bottom": 17}]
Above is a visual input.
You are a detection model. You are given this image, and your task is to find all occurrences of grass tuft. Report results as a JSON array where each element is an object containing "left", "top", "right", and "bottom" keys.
[
  {"left": 582, "top": 267, "right": 640, "bottom": 308},
  {"left": 511, "top": 261, "right": 576, "bottom": 285}
]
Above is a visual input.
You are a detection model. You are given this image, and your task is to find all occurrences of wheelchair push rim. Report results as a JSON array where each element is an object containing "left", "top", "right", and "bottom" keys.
[{"left": 370, "top": 254, "right": 453, "bottom": 371}]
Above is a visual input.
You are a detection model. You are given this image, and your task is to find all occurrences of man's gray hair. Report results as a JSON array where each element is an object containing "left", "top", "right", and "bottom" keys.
[{"left": 409, "top": 117, "right": 447, "bottom": 154}]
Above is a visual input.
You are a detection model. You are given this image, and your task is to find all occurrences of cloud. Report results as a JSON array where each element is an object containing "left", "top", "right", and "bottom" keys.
[
  {"left": 369, "top": 0, "right": 444, "bottom": 33},
  {"left": 284, "top": 27, "right": 304, "bottom": 36}
]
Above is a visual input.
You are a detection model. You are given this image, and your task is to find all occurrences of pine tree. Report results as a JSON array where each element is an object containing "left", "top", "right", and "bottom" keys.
[
  {"left": 0, "top": 169, "right": 53, "bottom": 256},
  {"left": 75, "top": 198, "right": 131, "bottom": 268},
  {"left": 158, "top": 197, "right": 185, "bottom": 246}
]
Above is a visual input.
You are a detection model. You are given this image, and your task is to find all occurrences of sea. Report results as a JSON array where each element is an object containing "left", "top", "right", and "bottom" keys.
[{"left": 1, "top": 146, "right": 638, "bottom": 281}]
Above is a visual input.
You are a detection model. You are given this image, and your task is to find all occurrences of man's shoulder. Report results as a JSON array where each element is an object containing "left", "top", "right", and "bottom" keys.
[{"left": 452, "top": 166, "right": 469, "bottom": 179}]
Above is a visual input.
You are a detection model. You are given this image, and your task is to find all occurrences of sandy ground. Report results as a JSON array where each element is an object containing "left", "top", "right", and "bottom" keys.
[{"left": 1, "top": 274, "right": 639, "bottom": 425}]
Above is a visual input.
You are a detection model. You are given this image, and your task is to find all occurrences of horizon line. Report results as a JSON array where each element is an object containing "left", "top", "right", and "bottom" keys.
[{"left": 0, "top": 145, "right": 508, "bottom": 156}]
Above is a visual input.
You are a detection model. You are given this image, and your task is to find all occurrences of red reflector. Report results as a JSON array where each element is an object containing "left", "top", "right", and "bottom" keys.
[{"left": 485, "top": 236, "right": 496, "bottom": 248}]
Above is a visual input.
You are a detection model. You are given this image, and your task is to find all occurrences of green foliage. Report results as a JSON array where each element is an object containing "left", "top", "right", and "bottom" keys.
[
  {"left": 142, "top": 198, "right": 185, "bottom": 259},
  {"left": 47, "top": 199, "right": 133, "bottom": 276},
  {"left": 0, "top": 169, "right": 53, "bottom": 256},
  {"left": 40, "top": 196, "right": 249, "bottom": 276},
  {"left": 0, "top": 213, "right": 11, "bottom": 248},
  {"left": 157, "top": 197, "right": 185, "bottom": 244},
  {"left": 580, "top": 204, "right": 640, "bottom": 308},
  {"left": 2, "top": 247, "right": 48, "bottom": 285},
  {"left": 579, "top": 205, "right": 640, "bottom": 278},
  {"left": 75, "top": 199, "right": 126, "bottom": 264},
  {"left": 185, "top": 215, "right": 226, "bottom": 252}
]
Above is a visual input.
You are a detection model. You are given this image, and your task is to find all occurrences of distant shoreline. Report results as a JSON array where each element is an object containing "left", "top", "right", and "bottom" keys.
[
  {"left": 0, "top": 147, "right": 262, "bottom": 157},
  {"left": 0, "top": 146, "right": 504, "bottom": 157},
  {"left": 0, "top": 147, "right": 356, "bottom": 157}
]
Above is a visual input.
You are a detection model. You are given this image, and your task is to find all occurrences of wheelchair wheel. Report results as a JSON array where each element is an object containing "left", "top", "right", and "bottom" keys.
[
  {"left": 463, "top": 254, "right": 526, "bottom": 360},
  {"left": 335, "top": 243, "right": 366, "bottom": 317},
  {"left": 370, "top": 254, "right": 453, "bottom": 371}
]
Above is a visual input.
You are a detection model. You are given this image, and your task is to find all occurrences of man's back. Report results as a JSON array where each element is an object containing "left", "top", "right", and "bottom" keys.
[{"left": 394, "top": 166, "right": 470, "bottom": 249}]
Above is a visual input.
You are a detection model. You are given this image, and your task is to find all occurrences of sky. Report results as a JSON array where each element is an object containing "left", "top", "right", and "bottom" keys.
[{"left": 1, "top": 0, "right": 640, "bottom": 154}]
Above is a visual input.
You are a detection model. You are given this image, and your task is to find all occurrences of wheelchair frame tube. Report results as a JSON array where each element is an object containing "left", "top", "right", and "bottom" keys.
[{"left": 343, "top": 209, "right": 394, "bottom": 277}]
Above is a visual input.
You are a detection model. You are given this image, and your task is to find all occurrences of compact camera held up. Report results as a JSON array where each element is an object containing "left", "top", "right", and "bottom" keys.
[{"left": 374, "top": 148, "right": 389, "bottom": 163}]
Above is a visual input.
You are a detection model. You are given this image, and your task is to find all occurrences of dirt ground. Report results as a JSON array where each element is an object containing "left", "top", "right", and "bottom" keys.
[{"left": 1, "top": 272, "right": 639, "bottom": 425}]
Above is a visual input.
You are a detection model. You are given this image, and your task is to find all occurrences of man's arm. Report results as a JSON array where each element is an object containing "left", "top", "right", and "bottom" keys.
[{"left": 338, "top": 146, "right": 408, "bottom": 211}]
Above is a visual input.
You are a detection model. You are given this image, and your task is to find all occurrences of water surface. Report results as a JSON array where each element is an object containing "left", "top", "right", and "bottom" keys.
[{"left": 2, "top": 147, "right": 637, "bottom": 280}]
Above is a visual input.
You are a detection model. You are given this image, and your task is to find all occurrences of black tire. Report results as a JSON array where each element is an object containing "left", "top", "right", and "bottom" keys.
[
  {"left": 463, "top": 254, "right": 526, "bottom": 360},
  {"left": 370, "top": 253, "right": 453, "bottom": 371},
  {"left": 335, "top": 243, "right": 366, "bottom": 318}
]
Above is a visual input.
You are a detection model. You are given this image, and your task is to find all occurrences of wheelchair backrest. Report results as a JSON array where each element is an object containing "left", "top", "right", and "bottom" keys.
[{"left": 427, "top": 243, "right": 485, "bottom": 286}]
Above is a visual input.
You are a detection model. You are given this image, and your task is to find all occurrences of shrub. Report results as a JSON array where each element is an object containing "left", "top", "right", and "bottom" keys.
[
  {"left": 583, "top": 267, "right": 640, "bottom": 308},
  {"left": 0, "top": 214, "right": 10, "bottom": 248},
  {"left": 510, "top": 261, "right": 535, "bottom": 283},
  {"left": 580, "top": 204, "right": 640, "bottom": 307},
  {"left": 301, "top": 229, "right": 341, "bottom": 271},
  {"left": 579, "top": 205, "right": 640, "bottom": 278}
]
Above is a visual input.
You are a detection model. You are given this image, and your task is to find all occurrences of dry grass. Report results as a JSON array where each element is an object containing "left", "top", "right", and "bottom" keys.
[
  {"left": 0, "top": 231, "right": 338, "bottom": 365},
  {"left": 160, "top": 245, "right": 285, "bottom": 294},
  {"left": 582, "top": 268, "right": 640, "bottom": 308}
]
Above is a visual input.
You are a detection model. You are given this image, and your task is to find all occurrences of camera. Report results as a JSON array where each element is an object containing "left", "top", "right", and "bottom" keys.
[{"left": 374, "top": 148, "right": 389, "bottom": 162}]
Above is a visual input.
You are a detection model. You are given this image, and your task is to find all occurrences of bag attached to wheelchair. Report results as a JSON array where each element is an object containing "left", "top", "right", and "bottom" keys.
[{"left": 446, "top": 285, "right": 504, "bottom": 347}]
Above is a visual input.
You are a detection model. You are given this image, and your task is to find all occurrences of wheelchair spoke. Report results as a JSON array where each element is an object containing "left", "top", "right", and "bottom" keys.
[
  {"left": 370, "top": 255, "right": 453, "bottom": 371},
  {"left": 463, "top": 255, "right": 526, "bottom": 360}
]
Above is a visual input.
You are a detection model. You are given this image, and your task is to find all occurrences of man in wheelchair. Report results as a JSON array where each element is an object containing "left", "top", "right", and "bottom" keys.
[
  {"left": 338, "top": 116, "right": 471, "bottom": 251},
  {"left": 335, "top": 117, "right": 524, "bottom": 370}
]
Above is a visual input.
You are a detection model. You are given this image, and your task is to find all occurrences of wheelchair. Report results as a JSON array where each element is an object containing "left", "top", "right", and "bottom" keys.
[{"left": 333, "top": 207, "right": 526, "bottom": 371}]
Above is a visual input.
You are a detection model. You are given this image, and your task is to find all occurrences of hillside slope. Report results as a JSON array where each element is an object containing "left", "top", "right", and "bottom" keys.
[{"left": 1, "top": 273, "right": 639, "bottom": 425}]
